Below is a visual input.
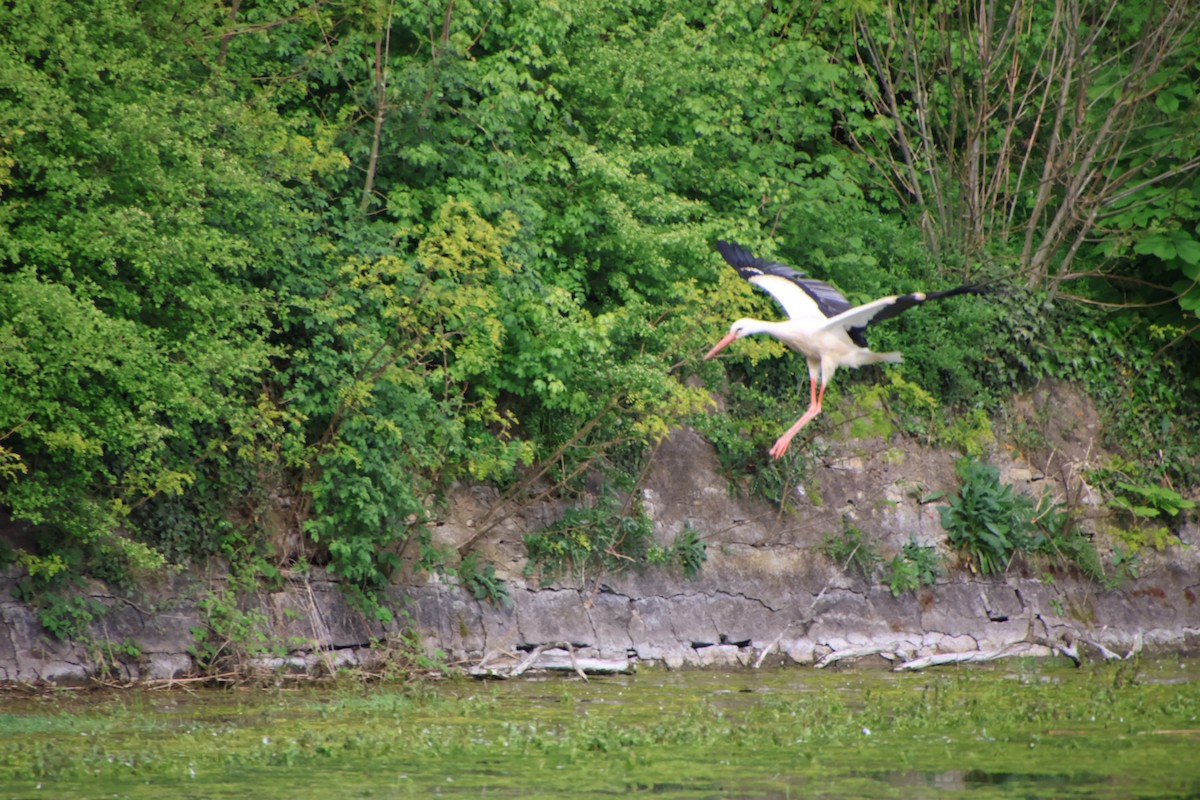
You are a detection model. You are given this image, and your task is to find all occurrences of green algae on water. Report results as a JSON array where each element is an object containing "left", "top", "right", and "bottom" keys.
[{"left": 1, "top": 658, "right": 1198, "bottom": 799}]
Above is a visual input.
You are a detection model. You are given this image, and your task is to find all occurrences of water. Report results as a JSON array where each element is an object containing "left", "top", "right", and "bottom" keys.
[{"left": 1, "top": 657, "right": 1198, "bottom": 799}]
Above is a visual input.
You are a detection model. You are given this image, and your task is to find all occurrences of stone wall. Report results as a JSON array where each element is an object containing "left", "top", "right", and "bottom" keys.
[{"left": 2, "top": 412, "right": 1198, "bottom": 683}]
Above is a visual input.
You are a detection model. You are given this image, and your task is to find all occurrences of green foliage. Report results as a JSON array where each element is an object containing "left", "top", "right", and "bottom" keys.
[
  {"left": 524, "top": 493, "right": 706, "bottom": 586},
  {"left": 456, "top": 553, "right": 511, "bottom": 608},
  {"left": 646, "top": 523, "right": 710, "bottom": 582},
  {"left": 124, "top": 463, "right": 248, "bottom": 568},
  {"left": 939, "top": 459, "right": 1037, "bottom": 575},
  {"left": 0, "top": 0, "right": 1197, "bottom": 616},
  {"left": 188, "top": 586, "right": 278, "bottom": 674},
  {"left": 364, "top": 628, "right": 450, "bottom": 680},
  {"left": 1111, "top": 525, "right": 1184, "bottom": 555},
  {"left": 942, "top": 408, "right": 997, "bottom": 460},
  {"left": 104, "top": 638, "right": 143, "bottom": 662},
  {"left": 1, "top": 273, "right": 185, "bottom": 568},
  {"left": 883, "top": 538, "right": 943, "bottom": 597},
  {"left": 834, "top": 372, "right": 996, "bottom": 454},
  {"left": 289, "top": 198, "right": 533, "bottom": 591},
  {"left": 1110, "top": 546, "right": 1142, "bottom": 583},
  {"left": 939, "top": 459, "right": 1102, "bottom": 580},
  {"left": 1031, "top": 498, "right": 1107, "bottom": 585},
  {"left": 184, "top": 550, "right": 291, "bottom": 673},
  {"left": 818, "top": 524, "right": 883, "bottom": 580},
  {"left": 1109, "top": 481, "right": 1196, "bottom": 521},
  {"left": 10, "top": 549, "right": 110, "bottom": 641},
  {"left": 88, "top": 637, "right": 145, "bottom": 679},
  {"left": 692, "top": 378, "right": 824, "bottom": 510},
  {"left": 524, "top": 494, "right": 654, "bottom": 586},
  {"left": 821, "top": 372, "right": 996, "bottom": 463},
  {"left": 31, "top": 593, "right": 108, "bottom": 643},
  {"left": 671, "top": 525, "right": 709, "bottom": 582},
  {"left": 1089, "top": 458, "right": 1195, "bottom": 554},
  {"left": 1047, "top": 306, "right": 1200, "bottom": 488},
  {"left": 0, "top": 0, "right": 309, "bottom": 584}
]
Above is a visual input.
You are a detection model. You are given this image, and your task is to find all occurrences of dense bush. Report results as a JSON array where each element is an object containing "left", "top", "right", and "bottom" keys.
[
  {"left": 940, "top": 459, "right": 1103, "bottom": 580},
  {"left": 1, "top": 0, "right": 1196, "bottom": 621}
]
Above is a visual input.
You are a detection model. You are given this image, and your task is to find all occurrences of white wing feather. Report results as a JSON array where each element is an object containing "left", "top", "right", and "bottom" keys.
[
  {"left": 748, "top": 274, "right": 830, "bottom": 329},
  {"left": 819, "top": 295, "right": 901, "bottom": 334}
]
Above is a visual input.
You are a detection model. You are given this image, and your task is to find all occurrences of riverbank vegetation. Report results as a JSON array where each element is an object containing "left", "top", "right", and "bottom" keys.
[{"left": 2, "top": 1, "right": 1198, "bottom": 632}]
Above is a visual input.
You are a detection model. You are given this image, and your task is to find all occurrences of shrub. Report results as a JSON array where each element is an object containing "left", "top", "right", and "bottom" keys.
[
  {"left": 884, "top": 538, "right": 943, "bottom": 596},
  {"left": 939, "top": 459, "right": 1036, "bottom": 575},
  {"left": 939, "top": 458, "right": 1102, "bottom": 579},
  {"left": 818, "top": 524, "right": 883, "bottom": 579},
  {"left": 524, "top": 494, "right": 707, "bottom": 586}
]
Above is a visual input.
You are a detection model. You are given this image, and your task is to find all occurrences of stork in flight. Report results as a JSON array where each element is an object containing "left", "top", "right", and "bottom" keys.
[{"left": 704, "top": 240, "right": 985, "bottom": 460}]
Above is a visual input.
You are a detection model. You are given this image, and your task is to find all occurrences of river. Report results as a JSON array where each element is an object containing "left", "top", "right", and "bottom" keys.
[{"left": 1, "top": 656, "right": 1198, "bottom": 798}]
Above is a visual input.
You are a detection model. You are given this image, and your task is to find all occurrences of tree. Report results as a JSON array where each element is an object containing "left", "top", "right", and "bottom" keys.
[
  {"left": 0, "top": 0, "right": 318, "bottom": 573},
  {"left": 842, "top": 0, "right": 1200, "bottom": 296}
]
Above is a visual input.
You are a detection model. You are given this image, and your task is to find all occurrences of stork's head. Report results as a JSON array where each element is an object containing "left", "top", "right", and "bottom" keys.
[{"left": 704, "top": 318, "right": 756, "bottom": 360}]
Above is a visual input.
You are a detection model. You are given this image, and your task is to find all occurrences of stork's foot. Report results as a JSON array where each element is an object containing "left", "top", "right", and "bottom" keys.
[
  {"left": 770, "top": 404, "right": 821, "bottom": 460},
  {"left": 769, "top": 437, "right": 792, "bottom": 460}
]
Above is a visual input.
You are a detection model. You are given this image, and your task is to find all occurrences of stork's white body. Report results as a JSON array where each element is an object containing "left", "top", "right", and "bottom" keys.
[{"left": 705, "top": 241, "right": 981, "bottom": 459}]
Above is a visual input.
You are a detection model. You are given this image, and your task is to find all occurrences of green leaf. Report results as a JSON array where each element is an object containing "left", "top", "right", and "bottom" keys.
[
  {"left": 1175, "top": 238, "right": 1200, "bottom": 265},
  {"left": 1155, "top": 92, "right": 1180, "bottom": 114}
]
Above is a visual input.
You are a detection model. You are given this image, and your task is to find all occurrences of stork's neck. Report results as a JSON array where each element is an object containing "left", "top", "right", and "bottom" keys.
[
  {"left": 731, "top": 317, "right": 811, "bottom": 358},
  {"left": 738, "top": 318, "right": 790, "bottom": 339}
]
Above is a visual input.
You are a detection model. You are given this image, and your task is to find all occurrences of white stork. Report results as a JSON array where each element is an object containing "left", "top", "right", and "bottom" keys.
[{"left": 704, "top": 240, "right": 985, "bottom": 460}]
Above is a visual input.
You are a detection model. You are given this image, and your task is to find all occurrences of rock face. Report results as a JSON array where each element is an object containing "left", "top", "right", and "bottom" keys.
[
  {"left": 2, "top": 396, "right": 1198, "bottom": 682},
  {"left": 404, "top": 425, "right": 1199, "bottom": 673}
]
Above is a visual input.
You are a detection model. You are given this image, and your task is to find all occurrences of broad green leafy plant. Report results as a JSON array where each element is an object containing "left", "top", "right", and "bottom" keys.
[{"left": 939, "top": 458, "right": 1102, "bottom": 580}]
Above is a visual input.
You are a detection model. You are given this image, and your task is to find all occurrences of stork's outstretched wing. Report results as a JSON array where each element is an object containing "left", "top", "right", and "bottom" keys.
[
  {"left": 715, "top": 240, "right": 850, "bottom": 328},
  {"left": 717, "top": 240, "right": 986, "bottom": 349},
  {"left": 822, "top": 284, "right": 988, "bottom": 347}
]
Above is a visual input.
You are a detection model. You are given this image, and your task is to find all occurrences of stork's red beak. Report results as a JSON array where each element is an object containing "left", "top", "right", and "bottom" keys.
[{"left": 704, "top": 331, "right": 738, "bottom": 360}]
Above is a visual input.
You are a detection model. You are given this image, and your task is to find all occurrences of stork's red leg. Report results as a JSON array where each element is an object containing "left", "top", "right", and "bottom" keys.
[{"left": 770, "top": 382, "right": 827, "bottom": 460}]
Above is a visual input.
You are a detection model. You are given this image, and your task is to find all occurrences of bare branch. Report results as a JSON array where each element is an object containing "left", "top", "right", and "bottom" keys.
[
  {"left": 847, "top": 0, "right": 1199, "bottom": 286},
  {"left": 360, "top": 1, "right": 396, "bottom": 213}
]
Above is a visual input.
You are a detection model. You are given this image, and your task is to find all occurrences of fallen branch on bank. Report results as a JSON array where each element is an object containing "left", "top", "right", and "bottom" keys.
[
  {"left": 893, "top": 642, "right": 1055, "bottom": 671},
  {"left": 469, "top": 643, "right": 632, "bottom": 679},
  {"left": 815, "top": 641, "right": 911, "bottom": 669},
  {"left": 753, "top": 623, "right": 795, "bottom": 669}
]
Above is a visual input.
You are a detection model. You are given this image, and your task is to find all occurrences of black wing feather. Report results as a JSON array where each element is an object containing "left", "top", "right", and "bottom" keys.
[
  {"left": 716, "top": 239, "right": 988, "bottom": 346},
  {"left": 848, "top": 284, "right": 989, "bottom": 347},
  {"left": 715, "top": 240, "right": 851, "bottom": 318},
  {"left": 869, "top": 285, "right": 989, "bottom": 326}
]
